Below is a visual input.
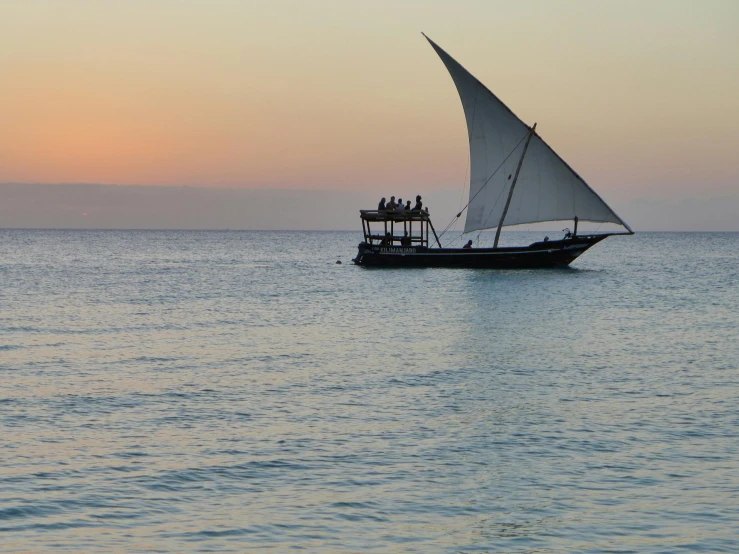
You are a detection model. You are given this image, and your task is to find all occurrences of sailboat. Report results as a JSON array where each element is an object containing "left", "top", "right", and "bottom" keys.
[{"left": 353, "top": 35, "right": 633, "bottom": 268}]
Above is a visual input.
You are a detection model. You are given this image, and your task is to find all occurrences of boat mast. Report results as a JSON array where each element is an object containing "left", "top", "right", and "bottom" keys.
[{"left": 493, "top": 123, "right": 537, "bottom": 248}]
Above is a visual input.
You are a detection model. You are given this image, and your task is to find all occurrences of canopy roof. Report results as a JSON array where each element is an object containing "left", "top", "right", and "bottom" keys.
[{"left": 360, "top": 209, "right": 431, "bottom": 222}]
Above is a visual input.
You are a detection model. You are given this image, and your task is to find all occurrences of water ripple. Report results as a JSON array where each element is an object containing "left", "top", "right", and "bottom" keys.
[{"left": 0, "top": 230, "right": 738, "bottom": 552}]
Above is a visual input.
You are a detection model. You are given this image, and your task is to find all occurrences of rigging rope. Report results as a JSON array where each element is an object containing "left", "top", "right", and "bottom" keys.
[
  {"left": 475, "top": 167, "right": 515, "bottom": 244},
  {"left": 437, "top": 131, "right": 529, "bottom": 242}
]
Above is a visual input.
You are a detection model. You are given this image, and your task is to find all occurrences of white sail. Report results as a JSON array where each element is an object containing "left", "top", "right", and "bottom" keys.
[{"left": 425, "top": 36, "right": 632, "bottom": 234}]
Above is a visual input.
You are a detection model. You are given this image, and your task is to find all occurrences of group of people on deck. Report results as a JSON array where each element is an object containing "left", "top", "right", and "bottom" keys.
[
  {"left": 377, "top": 195, "right": 426, "bottom": 213},
  {"left": 375, "top": 194, "right": 477, "bottom": 249}
]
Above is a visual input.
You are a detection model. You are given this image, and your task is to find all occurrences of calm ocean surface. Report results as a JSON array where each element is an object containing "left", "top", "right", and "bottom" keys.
[{"left": 1, "top": 230, "right": 738, "bottom": 553}]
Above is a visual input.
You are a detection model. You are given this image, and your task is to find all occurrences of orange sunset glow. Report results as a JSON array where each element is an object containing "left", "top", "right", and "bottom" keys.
[{"left": 1, "top": 0, "right": 738, "bottom": 202}]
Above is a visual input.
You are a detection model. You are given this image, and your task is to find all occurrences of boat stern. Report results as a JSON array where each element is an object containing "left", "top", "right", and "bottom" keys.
[{"left": 353, "top": 242, "right": 371, "bottom": 265}]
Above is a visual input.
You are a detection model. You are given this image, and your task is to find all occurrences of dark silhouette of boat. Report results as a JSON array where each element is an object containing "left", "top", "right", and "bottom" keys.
[{"left": 353, "top": 35, "right": 632, "bottom": 269}]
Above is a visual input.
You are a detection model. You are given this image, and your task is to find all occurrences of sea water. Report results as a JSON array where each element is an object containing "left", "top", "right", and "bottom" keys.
[{"left": 1, "top": 230, "right": 738, "bottom": 553}]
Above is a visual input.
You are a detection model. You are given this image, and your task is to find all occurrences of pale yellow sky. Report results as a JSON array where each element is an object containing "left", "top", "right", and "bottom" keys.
[{"left": 1, "top": 0, "right": 737, "bottom": 201}]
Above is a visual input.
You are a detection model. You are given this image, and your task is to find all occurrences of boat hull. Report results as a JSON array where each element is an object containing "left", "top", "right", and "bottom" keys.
[{"left": 353, "top": 236, "right": 609, "bottom": 268}]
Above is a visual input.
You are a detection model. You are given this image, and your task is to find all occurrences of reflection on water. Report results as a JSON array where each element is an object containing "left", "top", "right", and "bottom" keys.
[{"left": 1, "top": 230, "right": 738, "bottom": 552}]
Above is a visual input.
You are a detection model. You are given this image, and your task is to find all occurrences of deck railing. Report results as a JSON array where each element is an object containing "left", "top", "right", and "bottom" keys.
[{"left": 359, "top": 209, "right": 430, "bottom": 222}]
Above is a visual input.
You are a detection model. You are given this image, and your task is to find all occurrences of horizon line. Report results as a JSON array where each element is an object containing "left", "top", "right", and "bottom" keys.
[{"left": 2, "top": 228, "right": 737, "bottom": 233}]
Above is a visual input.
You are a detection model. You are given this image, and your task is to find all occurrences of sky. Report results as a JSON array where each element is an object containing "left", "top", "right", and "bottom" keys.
[{"left": 1, "top": 0, "right": 738, "bottom": 229}]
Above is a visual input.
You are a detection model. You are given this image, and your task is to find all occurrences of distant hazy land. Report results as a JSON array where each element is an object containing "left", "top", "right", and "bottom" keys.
[{"left": 1, "top": 183, "right": 737, "bottom": 231}]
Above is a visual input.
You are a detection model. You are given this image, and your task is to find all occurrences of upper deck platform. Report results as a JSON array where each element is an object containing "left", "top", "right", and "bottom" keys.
[{"left": 360, "top": 209, "right": 431, "bottom": 222}]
